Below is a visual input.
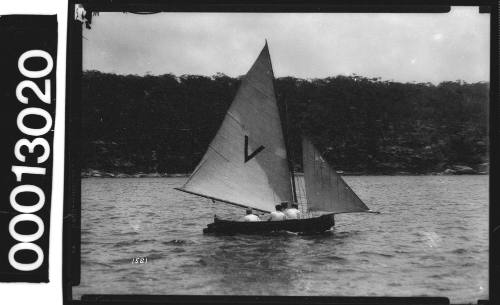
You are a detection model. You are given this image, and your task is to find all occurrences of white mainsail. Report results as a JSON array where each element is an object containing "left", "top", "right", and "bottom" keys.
[
  {"left": 302, "top": 137, "right": 369, "bottom": 213},
  {"left": 177, "top": 42, "right": 294, "bottom": 212}
]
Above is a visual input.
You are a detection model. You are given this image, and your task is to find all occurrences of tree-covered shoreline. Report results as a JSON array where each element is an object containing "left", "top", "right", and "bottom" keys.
[{"left": 81, "top": 71, "right": 489, "bottom": 177}]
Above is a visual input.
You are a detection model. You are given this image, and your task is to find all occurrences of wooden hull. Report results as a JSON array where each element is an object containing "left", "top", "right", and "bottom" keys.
[{"left": 203, "top": 214, "right": 335, "bottom": 234}]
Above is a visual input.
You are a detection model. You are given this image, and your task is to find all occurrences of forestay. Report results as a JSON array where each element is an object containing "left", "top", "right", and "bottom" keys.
[
  {"left": 302, "top": 137, "right": 369, "bottom": 213},
  {"left": 177, "top": 43, "right": 293, "bottom": 212}
]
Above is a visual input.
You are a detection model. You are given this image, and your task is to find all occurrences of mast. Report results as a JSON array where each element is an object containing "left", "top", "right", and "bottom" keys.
[
  {"left": 282, "top": 93, "right": 298, "bottom": 203},
  {"left": 267, "top": 40, "right": 298, "bottom": 203}
]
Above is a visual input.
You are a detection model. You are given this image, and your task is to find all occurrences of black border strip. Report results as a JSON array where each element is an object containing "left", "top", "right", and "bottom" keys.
[
  {"left": 489, "top": 1, "right": 499, "bottom": 305},
  {"left": 82, "top": 295, "right": 449, "bottom": 304},
  {"left": 64, "top": 1, "right": 496, "bottom": 304},
  {"left": 64, "top": 1, "right": 83, "bottom": 300},
  {"left": 74, "top": 0, "right": 452, "bottom": 13}
]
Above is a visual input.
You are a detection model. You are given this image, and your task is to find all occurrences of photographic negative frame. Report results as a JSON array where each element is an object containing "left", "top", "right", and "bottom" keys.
[{"left": 64, "top": 1, "right": 497, "bottom": 304}]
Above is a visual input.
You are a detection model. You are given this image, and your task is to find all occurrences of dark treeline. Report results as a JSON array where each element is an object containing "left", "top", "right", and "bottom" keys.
[{"left": 81, "top": 71, "right": 488, "bottom": 175}]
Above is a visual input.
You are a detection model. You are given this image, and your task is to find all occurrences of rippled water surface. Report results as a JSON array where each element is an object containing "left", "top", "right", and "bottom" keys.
[{"left": 74, "top": 176, "right": 488, "bottom": 303}]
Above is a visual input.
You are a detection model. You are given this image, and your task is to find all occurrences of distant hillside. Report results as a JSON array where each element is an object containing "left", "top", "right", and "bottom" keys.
[{"left": 81, "top": 71, "right": 489, "bottom": 176}]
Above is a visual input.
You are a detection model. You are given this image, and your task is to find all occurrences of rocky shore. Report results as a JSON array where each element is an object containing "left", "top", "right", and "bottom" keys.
[
  {"left": 81, "top": 169, "right": 190, "bottom": 178},
  {"left": 81, "top": 163, "right": 488, "bottom": 178}
]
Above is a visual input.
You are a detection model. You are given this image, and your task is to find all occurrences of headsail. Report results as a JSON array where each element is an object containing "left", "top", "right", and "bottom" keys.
[
  {"left": 302, "top": 137, "right": 369, "bottom": 213},
  {"left": 177, "top": 42, "right": 294, "bottom": 212}
]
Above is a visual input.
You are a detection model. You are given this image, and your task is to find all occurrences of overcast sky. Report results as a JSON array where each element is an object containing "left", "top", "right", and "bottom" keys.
[{"left": 82, "top": 7, "right": 489, "bottom": 84}]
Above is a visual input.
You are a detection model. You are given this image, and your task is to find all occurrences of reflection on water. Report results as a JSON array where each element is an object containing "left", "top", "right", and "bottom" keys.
[{"left": 74, "top": 176, "right": 488, "bottom": 303}]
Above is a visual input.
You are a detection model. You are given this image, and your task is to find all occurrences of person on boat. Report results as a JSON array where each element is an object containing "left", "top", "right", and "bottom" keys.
[
  {"left": 285, "top": 203, "right": 301, "bottom": 219},
  {"left": 280, "top": 201, "right": 289, "bottom": 211},
  {"left": 241, "top": 208, "right": 261, "bottom": 222},
  {"left": 268, "top": 204, "right": 286, "bottom": 221}
]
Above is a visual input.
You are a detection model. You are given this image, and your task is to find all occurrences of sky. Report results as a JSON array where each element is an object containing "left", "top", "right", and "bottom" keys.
[{"left": 82, "top": 7, "right": 490, "bottom": 84}]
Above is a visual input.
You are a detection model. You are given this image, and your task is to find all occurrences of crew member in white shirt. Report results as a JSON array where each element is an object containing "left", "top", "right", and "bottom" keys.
[
  {"left": 241, "top": 208, "right": 261, "bottom": 222},
  {"left": 268, "top": 204, "right": 286, "bottom": 221},
  {"left": 285, "top": 203, "right": 301, "bottom": 219}
]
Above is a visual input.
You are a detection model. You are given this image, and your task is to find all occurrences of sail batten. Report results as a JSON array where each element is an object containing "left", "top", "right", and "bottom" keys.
[
  {"left": 302, "top": 137, "right": 369, "bottom": 213},
  {"left": 178, "top": 43, "right": 293, "bottom": 212}
]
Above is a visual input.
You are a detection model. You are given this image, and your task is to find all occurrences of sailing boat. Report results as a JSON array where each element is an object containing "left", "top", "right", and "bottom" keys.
[{"left": 175, "top": 42, "right": 376, "bottom": 234}]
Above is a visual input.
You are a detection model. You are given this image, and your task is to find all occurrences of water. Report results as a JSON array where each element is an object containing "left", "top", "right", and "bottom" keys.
[{"left": 74, "top": 176, "right": 488, "bottom": 303}]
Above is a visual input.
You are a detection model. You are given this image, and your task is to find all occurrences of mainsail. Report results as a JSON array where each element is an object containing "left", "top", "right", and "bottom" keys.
[
  {"left": 302, "top": 137, "right": 369, "bottom": 213},
  {"left": 176, "top": 42, "right": 294, "bottom": 212}
]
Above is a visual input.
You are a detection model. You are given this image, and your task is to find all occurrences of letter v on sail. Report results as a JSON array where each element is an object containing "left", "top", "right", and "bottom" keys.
[
  {"left": 175, "top": 41, "right": 378, "bottom": 234},
  {"left": 244, "top": 135, "right": 265, "bottom": 163}
]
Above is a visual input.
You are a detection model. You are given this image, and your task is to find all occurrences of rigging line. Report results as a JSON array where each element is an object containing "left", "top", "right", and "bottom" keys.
[
  {"left": 300, "top": 182, "right": 306, "bottom": 216},
  {"left": 209, "top": 198, "right": 216, "bottom": 217},
  {"left": 302, "top": 180, "right": 307, "bottom": 210},
  {"left": 298, "top": 174, "right": 305, "bottom": 209},
  {"left": 284, "top": 99, "right": 297, "bottom": 202}
]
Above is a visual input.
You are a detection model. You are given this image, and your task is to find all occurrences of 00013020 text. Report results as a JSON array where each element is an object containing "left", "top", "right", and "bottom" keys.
[{"left": 8, "top": 50, "right": 54, "bottom": 272}]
